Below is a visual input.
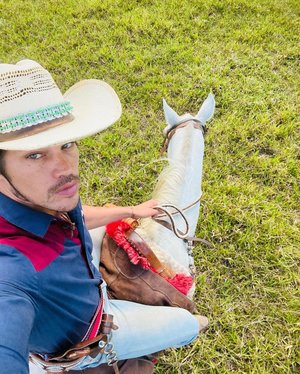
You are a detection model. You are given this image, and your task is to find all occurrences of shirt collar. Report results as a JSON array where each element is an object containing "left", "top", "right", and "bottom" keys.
[{"left": 0, "top": 192, "right": 80, "bottom": 237}]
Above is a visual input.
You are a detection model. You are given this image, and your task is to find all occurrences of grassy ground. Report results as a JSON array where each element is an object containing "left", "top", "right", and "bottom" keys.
[{"left": 1, "top": 0, "right": 299, "bottom": 372}]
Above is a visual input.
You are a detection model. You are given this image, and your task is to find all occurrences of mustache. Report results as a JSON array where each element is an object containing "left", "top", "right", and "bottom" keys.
[{"left": 49, "top": 174, "right": 80, "bottom": 194}]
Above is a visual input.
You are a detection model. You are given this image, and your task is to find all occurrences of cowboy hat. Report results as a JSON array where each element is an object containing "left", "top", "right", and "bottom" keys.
[{"left": 0, "top": 59, "right": 122, "bottom": 150}]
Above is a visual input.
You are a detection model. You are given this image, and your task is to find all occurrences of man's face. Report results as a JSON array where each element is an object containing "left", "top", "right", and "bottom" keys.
[{"left": 3, "top": 142, "right": 80, "bottom": 215}]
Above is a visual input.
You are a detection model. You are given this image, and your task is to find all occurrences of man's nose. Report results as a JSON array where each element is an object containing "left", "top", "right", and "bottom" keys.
[{"left": 52, "top": 154, "right": 73, "bottom": 177}]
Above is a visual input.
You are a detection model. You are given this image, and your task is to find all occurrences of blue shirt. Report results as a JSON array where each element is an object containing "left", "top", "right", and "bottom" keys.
[{"left": 0, "top": 193, "right": 102, "bottom": 373}]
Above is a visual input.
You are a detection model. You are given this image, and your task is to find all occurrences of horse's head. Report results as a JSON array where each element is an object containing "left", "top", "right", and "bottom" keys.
[{"left": 163, "top": 93, "right": 215, "bottom": 134}]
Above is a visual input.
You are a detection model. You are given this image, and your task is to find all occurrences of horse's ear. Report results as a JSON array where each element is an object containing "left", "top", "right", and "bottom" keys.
[
  {"left": 196, "top": 93, "right": 215, "bottom": 124},
  {"left": 163, "top": 98, "right": 181, "bottom": 126}
]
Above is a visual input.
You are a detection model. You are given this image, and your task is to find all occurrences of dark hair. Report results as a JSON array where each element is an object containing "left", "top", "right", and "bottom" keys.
[{"left": 0, "top": 150, "right": 6, "bottom": 175}]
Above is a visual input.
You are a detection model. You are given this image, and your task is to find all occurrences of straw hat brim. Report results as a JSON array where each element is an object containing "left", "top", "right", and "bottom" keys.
[{"left": 0, "top": 79, "right": 122, "bottom": 151}]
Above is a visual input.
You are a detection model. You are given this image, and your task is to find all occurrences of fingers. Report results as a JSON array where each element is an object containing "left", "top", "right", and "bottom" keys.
[{"left": 131, "top": 199, "right": 159, "bottom": 218}]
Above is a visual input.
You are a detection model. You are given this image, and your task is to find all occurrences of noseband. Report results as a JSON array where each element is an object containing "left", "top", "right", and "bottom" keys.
[{"left": 161, "top": 119, "right": 206, "bottom": 154}]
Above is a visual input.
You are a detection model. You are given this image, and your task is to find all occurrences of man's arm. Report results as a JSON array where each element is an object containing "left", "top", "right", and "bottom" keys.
[
  {"left": 82, "top": 199, "right": 158, "bottom": 230},
  {"left": 0, "top": 282, "right": 36, "bottom": 374}
]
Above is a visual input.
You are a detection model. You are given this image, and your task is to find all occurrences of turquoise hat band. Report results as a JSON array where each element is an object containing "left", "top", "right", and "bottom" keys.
[{"left": 0, "top": 101, "right": 73, "bottom": 134}]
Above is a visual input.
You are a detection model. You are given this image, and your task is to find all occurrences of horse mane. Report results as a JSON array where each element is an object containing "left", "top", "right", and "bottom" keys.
[
  {"left": 151, "top": 159, "right": 185, "bottom": 204},
  {"left": 152, "top": 126, "right": 195, "bottom": 204}
]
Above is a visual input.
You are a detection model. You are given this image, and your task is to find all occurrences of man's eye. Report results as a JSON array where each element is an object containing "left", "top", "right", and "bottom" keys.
[
  {"left": 26, "top": 153, "right": 42, "bottom": 160},
  {"left": 62, "top": 142, "right": 75, "bottom": 150}
]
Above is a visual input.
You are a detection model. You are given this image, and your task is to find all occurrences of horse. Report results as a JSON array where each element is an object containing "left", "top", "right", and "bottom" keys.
[
  {"left": 133, "top": 93, "right": 215, "bottom": 297},
  {"left": 29, "top": 93, "right": 215, "bottom": 374}
]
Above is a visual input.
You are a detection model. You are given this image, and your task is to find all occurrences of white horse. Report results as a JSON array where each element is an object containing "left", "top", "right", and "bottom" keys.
[
  {"left": 135, "top": 93, "right": 215, "bottom": 297},
  {"left": 29, "top": 93, "right": 215, "bottom": 374}
]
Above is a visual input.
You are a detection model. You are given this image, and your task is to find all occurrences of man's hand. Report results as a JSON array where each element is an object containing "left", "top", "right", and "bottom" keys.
[
  {"left": 130, "top": 199, "right": 159, "bottom": 219},
  {"left": 83, "top": 200, "right": 159, "bottom": 229}
]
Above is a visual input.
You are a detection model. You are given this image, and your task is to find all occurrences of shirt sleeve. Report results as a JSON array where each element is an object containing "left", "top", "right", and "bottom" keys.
[
  {"left": 0, "top": 246, "right": 37, "bottom": 374},
  {"left": 0, "top": 282, "right": 36, "bottom": 374}
]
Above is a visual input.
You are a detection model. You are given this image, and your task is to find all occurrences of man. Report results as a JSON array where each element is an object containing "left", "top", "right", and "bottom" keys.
[{"left": 0, "top": 59, "right": 208, "bottom": 374}]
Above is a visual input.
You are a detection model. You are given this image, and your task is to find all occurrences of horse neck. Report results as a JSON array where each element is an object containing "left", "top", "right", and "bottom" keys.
[{"left": 153, "top": 123, "right": 205, "bottom": 209}]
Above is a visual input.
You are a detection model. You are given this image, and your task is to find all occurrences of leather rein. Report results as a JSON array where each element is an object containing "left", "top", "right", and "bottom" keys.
[{"left": 153, "top": 204, "right": 212, "bottom": 248}]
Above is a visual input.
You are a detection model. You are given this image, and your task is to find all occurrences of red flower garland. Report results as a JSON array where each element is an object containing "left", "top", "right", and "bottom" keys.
[{"left": 106, "top": 220, "right": 193, "bottom": 295}]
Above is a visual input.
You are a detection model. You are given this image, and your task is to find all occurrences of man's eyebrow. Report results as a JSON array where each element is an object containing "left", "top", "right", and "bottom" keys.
[{"left": 25, "top": 149, "right": 47, "bottom": 154}]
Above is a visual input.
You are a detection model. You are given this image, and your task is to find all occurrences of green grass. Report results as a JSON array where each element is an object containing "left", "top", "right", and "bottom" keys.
[{"left": 1, "top": 0, "right": 299, "bottom": 372}]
